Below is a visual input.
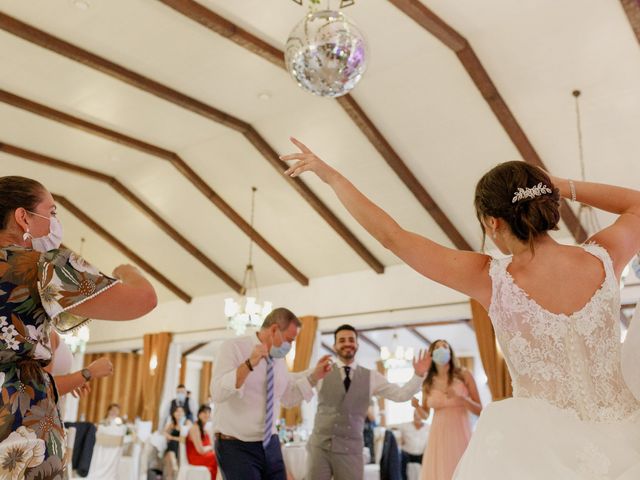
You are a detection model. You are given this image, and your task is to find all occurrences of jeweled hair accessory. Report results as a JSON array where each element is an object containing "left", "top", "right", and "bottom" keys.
[{"left": 512, "top": 183, "right": 553, "bottom": 203}]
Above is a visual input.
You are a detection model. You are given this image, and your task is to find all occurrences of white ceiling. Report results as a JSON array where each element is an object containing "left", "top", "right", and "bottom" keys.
[{"left": 0, "top": 0, "right": 638, "bottom": 305}]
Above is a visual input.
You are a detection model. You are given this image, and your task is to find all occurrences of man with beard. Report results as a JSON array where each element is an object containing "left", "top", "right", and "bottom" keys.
[{"left": 307, "top": 324, "right": 431, "bottom": 480}]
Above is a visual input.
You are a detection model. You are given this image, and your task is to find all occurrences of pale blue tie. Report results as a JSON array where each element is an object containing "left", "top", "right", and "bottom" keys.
[{"left": 263, "top": 357, "right": 274, "bottom": 448}]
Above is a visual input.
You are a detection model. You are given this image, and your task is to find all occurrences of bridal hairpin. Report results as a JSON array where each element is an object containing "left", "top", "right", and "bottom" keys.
[{"left": 512, "top": 183, "right": 553, "bottom": 203}]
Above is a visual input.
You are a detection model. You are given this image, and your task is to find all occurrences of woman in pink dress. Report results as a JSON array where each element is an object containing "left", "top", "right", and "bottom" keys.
[{"left": 414, "top": 340, "right": 482, "bottom": 480}]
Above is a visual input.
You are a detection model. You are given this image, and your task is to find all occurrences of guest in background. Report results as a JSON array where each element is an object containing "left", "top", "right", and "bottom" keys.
[
  {"left": 170, "top": 384, "right": 194, "bottom": 422},
  {"left": 211, "top": 308, "right": 332, "bottom": 480},
  {"left": 415, "top": 340, "right": 481, "bottom": 480},
  {"left": 186, "top": 405, "right": 218, "bottom": 479},
  {"left": 363, "top": 400, "right": 377, "bottom": 463},
  {"left": 399, "top": 408, "right": 430, "bottom": 480},
  {"left": 100, "top": 403, "right": 123, "bottom": 426},
  {"left": 163, "top": 406, "right": 191, "bottom": 480}
]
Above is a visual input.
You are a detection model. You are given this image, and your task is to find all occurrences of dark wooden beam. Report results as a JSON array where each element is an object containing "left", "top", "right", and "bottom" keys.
[
  {"left": 387, "top": 0, "right": 588, "bottom": 243},
  {"left": 0, "top": 12, "right": 384, "bottom": 273},
  {"left": 322, "top": 318, "right": 470, "bottom": 334},
  {"left": 407, "top": 327, "right": 432, "bottom": 347},
  {"left": 321, "top": 342, "right": 335, "bottom": 355},
  {"left": 0, "top": 141, "right": 242, "bottom": 293},
  {"left": 621, "top": 0, "right": 640, "bottom": 45},
  {"left": 53, "top": 194, "right": 192, "bottom": 303},
  {"left": 182, "top": 342, "right": 209, "bottom": 357},
  {"left": 358, "top": 332, "right": 381, "bottom": 351},
  {"left": 0, "top": 89, "right": 309, "bottom": 286},
  {"left": 620, "top": 311, "right": 631, "bottom": 329},
  {"left": 156, "top": 0, "right": 472, "bottom": 251}
]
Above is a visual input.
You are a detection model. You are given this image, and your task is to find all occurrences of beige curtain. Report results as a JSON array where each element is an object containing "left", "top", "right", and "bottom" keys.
[
  {"left": 281, "top": 316, "right": 318, "bottom": 426},
  {"left": 376, "top": 360, "right": 387, "bottom": 427},
  {"left": 470, "top": 299, "right": 513, "bottom": 400},
  {"left": 77, "top": 352, "right": 143, "bottom": 423},
  {"left": 199, "top": 361, "right": 213, "bottom": 406},
  {"left": 179, "top": 356, "right": 188, "bottom": 385},
  {"left": 140, "top": 332, "right": 173, "bottom": 429},
  {"left": 458, "top": 356, "right": 475, "bottom": 374}
]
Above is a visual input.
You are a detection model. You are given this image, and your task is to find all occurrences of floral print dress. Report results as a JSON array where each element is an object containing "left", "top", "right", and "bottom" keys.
[{"left": 0, "top": 246, "right": 118, "bottom": 479}]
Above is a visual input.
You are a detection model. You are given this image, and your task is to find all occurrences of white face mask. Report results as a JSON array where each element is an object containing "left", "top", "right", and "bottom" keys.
[{"left": 26, "top": 211, "right": 63, "bottom": 252}]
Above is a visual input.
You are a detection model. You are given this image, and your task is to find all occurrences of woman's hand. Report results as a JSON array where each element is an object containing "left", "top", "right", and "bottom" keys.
[
  {"left": 281, "top": 138, "right": 339, "bottom": 184},
  {"left": 71, "top": 383, "right": 91, "bottom": 398},
  {"left": 87, "top": 357, "right": 114, "bottom": 379}
]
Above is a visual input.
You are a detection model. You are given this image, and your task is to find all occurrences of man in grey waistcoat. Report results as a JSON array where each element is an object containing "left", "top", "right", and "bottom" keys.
[{"left": 307, "top": 324, "right": 431, "bottom": 480}]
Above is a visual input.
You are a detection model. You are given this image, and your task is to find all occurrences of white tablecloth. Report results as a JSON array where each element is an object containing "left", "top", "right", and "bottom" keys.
[{"left": 282, "top": 443, "right": 307, "bottom": 480}]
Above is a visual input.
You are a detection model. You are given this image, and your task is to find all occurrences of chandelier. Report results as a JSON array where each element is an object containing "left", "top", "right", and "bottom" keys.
[
  {"left": 61, "top": 325, "right": 90, "bottom": 354},
  {"left": 380, "top": 333, "right": 414, "bottom": 369},
  {"left": 285, "top": 0, "right": 368, "bottom": 97},
  {"left": 224, "top": 187, "right": 273, "bottom": 335}
]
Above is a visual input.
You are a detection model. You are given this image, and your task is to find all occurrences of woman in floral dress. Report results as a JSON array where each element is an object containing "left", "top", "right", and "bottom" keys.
[{"left": 0, "top": 176, "right": 157, "bottom": 479}]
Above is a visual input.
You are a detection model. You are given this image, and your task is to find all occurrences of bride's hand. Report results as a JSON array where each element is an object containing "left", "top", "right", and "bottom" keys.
[{"left": 281, "top": 138, "right": 339, "bottom": 184}]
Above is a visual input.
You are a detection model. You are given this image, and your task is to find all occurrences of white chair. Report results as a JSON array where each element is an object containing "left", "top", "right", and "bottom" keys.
[
  {"left": 65, "top": 426, "right": 76, "bottom": 479},
  {"left": 85, "top": 424, "right": 127, "bottom": 480},
  {"left": 176, "top": 438, "right": 210, "bottom": 480}
]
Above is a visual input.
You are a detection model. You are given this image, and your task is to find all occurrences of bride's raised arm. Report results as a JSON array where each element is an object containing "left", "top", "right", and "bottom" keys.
[
  {"left": 281, "top": 138, "right": 492, "bottom": 306},
  {"left": 551, "top": 175, "right": 640, "bottom": 278}
]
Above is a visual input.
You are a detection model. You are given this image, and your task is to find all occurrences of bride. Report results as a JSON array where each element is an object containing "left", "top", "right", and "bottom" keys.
[{"left": 281, "top": 138, "right": 640, "bottom": 479}]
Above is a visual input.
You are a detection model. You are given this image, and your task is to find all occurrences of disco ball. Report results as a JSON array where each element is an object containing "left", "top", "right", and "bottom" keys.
[{"left": 284, "top": 10, "right": 368, "bottom": 98}]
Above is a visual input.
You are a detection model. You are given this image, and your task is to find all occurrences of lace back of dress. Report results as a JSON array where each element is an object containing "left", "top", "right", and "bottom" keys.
[{"left": 488, "top": 243, "right": 640, "bottom": 422}]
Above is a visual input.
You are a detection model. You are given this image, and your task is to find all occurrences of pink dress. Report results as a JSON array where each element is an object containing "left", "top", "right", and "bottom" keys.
[{"left": 420, "top": 377, "right": 471, "bottom": 480}]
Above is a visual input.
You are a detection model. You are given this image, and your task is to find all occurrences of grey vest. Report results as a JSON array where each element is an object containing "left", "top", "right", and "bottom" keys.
[{"left": 309, "top": 364, "right": 371, "bottom": 454}]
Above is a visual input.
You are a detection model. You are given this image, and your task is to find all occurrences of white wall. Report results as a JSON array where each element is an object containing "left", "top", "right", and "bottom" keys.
[{"left": 86, "top": 263, "right": 470, "bottom": 352}]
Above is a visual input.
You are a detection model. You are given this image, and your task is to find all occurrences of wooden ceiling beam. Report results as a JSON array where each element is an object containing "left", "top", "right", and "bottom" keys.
[
  {"left": 182, "top": 342, "right": 209, "bottom": 357},
  {"left": 0, "top": 141, "right": 242, "bottom": 293},
  {"left": 53, "top": 194, "right": 192, "bottom": 303},
  {"left": 357, "top": 332, "right": 381, "bottom": 351},
  {"left": 321, "top": 318, "right": 470, "bottom": 334},
  {"left": 321, "top": 342, "right": 335, "bottom": 355},
  {"left": 406, "top": 327, "right": 432, "bottom": 347},
  {"left": 387, "top": 0, "right": 588, "bottom": 243},
  {"left": 156, "top": 0, "right": 472, "bottom": 251},
  {"left": 0, "top": 89, "right": 309, "bottom": 286},
  {"left": 0, "top": 12, "right": 384, "bottom": 273},
  {"left": 621, "top": 0, "right": 640, "bottom": 45}
]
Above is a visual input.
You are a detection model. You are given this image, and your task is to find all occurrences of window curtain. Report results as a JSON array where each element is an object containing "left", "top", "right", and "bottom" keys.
[{"left": 470, "top": 299, "right": 512, "bottom": 400}]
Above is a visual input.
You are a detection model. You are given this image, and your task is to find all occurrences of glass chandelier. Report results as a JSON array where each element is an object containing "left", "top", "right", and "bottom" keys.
[
  {"left": 380, "top": 333, "right": 414, "bottom": 369},
  {"left": 61, "top": 325, "right": 90, "bottom": 354},
  {"left": 224, "top": 187, "right": 273, "bottom": 335}
]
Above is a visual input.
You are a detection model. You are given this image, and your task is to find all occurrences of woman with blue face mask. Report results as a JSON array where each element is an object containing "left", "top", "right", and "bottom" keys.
[
  {"left": 0, "top": 176, "right": 158, "bottom": 478},
  {"left": 413, "top": 340, "right": 482, "bottom": 480}
]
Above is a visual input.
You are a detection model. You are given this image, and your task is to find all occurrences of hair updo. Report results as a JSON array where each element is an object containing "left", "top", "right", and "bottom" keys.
[
  {"left": 0, "top": 176, "right": 45, "bottom": 230},
  {"left": 474, "top": 161, "right": 560, "bottom": 250}
]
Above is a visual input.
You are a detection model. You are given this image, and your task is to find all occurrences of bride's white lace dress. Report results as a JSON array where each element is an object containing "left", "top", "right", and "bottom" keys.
[{"left": 455, "top": 244, "right": 640, "bottom": 479}]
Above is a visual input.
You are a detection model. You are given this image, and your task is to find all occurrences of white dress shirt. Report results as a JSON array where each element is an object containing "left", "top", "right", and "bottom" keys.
[
  {"left": 211, "top": 334, "right": 314, "bottom": 442},
  {"left": 315, "top": 359, "right": 425, "bottom": 402},
  {"left": 399, "top": 421, "right": 430, "bottom": 456}
]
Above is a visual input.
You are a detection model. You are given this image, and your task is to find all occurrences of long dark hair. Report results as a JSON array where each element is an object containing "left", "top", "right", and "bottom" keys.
[
  {"left": 474, "top": 161, "right": 560, "bottom": 252},
  {"left": 0, "top": 176, "right": 45, "bottom": 230},
  {"left": 423, "top": 340, "right": 463, "bottom": 392},
  {"left": 170, "top": 406, "right": 185, "bottom": 427},
  {"left": 196, "top": 404, "right": 211, "bottom": 439}
]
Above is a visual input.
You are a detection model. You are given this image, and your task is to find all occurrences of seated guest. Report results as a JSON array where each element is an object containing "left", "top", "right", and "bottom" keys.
[
  {"left": 100, "top": 403, "right": 123, "bottom": 426},
  {"left": 399, "top": 408, "right": 430, "bottom": 480},
  {"left": 163, "top": 406, "right": 192, "bottom": 480},
  {"left": 170, "top": 384, "right": 194, "bottom": 422},
  {"left": 186, "top": 405, "right": 218, "bottom": 479}
]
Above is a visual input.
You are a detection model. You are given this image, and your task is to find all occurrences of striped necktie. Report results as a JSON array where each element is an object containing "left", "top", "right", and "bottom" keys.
[{"left": 263, "top": 356, "right": 274, "bottom": 448}]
